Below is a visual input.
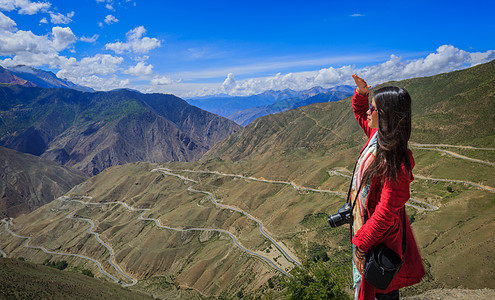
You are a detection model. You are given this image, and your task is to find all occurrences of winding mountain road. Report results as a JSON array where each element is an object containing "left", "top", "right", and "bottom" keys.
[
  {"left": 328, "top": 169, "right": 352, "bottom": 179},
  {"left": 65, "top": 208, "right": 138, "bottom": 286},
  {"left": 1, "top": 217, "right": 123, "bottom": 285},
  {"left": 137, "top": 210, "right": 291, "bottom": 276},
  {"left": 152, "top": 168, "right": 302, "bottom": 269},
  {"left": 405, "top": 198, "right": 439, "bottom": 212},
  {"left": 64, "top": 196, "right": 293, "bottom": 280},
  {"left": 2, "top": 187, "right": 297, "bottom": 288},
  {"left": 158, "top": 168, "right": 346, "bottom": 196}
]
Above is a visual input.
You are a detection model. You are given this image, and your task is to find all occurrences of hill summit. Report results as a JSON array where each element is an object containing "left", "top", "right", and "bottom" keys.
[
  {"left": 0, "top": 65, "right": 93, "bottom": 92},
  {"left": 0, "top": 86, "right": 241, "bottom": 175}
]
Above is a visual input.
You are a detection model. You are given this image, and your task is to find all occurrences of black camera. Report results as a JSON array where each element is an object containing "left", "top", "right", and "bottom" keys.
[{"left": 328, "top": 203, "right": 353, "bottom": 228}]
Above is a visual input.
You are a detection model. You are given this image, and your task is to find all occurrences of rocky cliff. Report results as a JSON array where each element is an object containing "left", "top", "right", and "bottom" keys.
[{"left": 0, "top": 86, "right": 241, "bottom": 175}]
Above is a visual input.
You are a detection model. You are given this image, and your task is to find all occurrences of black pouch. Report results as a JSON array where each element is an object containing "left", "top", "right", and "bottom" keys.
[{"left": 363, "top": 243, "right": 403, "bottom": 290}]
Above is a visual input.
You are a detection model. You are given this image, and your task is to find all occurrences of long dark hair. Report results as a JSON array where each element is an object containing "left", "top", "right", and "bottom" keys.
[{"left": 362, "top": 86, "right": 412, "bottom": 184}]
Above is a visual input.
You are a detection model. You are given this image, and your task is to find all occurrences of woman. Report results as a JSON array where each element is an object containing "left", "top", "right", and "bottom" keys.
[{"left": 350, "top": 74, "right": 425, "bottom": 300}]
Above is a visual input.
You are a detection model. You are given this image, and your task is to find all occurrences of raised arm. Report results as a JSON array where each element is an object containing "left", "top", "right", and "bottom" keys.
[{"left": 352, "top": 74, "right": 373, "bottom": 137}]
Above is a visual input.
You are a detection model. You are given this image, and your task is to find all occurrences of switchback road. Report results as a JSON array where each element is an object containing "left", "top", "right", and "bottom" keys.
[
  {"left": 1, "top": 217, "right": 123, "bottom": 285},
  {"left": 152, "top": 168, "right": 302, "bottom": 270}
]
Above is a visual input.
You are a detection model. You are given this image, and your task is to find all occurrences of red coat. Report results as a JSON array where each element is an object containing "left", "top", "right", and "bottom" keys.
[{"left": 351, "top": 90, "right": 425, "bottom": 300}]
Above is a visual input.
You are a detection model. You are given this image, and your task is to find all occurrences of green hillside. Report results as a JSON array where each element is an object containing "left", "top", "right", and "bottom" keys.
[{"left": 0, "top": 257, "right": 153, "bottom": 299}]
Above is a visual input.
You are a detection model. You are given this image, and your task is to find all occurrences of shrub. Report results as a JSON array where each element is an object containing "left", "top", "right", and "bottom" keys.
[
  {"left": 54, "top": 260, "right": 68, "bottom": 270},
  {"left": 82, "top": 269, "right": 94, "bottom": 277},
  {"left": 284, "top": 261, "right": 351, "bottom": 300}
]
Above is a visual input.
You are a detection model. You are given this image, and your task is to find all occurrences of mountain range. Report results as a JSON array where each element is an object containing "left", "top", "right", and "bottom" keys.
[
  {"left": 0, "top": 86, "right": 240, "bottom": 176},
  {"left": 186, "top": 85, "right": 354, "bottom": 126},
  {"left": 0, "top": 60, "right": 494, "bottom": 299},
  {"left": 0, "top": 65, "right": 93, "bottom": 92}
]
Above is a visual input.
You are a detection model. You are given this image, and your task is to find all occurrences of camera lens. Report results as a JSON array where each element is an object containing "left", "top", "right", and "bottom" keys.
[
  {"left": 328, "top": 203, "right": 353, "bottom": 228},
  {"left": 328, "top": 214, "right": 343, "bottom": 228}
]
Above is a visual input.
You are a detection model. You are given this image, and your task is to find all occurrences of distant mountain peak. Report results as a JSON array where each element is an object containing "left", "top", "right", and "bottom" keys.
[
  {"left": 0, "top": 65, "right": 94, "bottom": 93},
  {"left": 109, "top": 88, "right": 143, "bottom": 94}
]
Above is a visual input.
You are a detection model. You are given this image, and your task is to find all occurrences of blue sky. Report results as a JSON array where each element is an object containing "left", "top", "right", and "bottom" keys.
[{"left": 0, "top": 0, "right": 494, "bottom": 97}]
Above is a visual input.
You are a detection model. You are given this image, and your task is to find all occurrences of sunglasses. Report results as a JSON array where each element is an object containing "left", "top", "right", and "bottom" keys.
[{"left": 369, "top": 103, "right": 378, "bottom": 114}]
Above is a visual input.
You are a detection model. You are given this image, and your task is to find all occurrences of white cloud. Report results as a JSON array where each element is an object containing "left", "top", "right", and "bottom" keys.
[
  {"left": 470, "top": 50, "right": 495, "bottom": 66},
  {"left": 150, "top": 75, "right": 175, "bottom": 85},
  {"left": 222, "top": 73, "right": 236, "bottom": 92},
  {"left": 0, "top": 9, "right": 130, "bottom": 92},
  {"left": 350, "top": 14, "right": 364, "bottom": 17},
  {"left": 105, "top": 3, "right": 113, "bottom": 10},
  {"left": 39, "top": 16, "right": 47, "bottom": 24},
  {"left": 79, "top": 34, "right": 99, "bottom": 43},
  {"left": 132, "top": 55, "right": 149, "bottom": 62},
  {"left": 105, "top": 26, "right": 161, "bottom": 54},
  {"left": 0, "top": 25, "right": 76, "bottom": 56},
  {"left": 0, "top": 11, "right": 16, "bottom": 29},
  {"left": 123, "top": 61, "right": 153, "bottom": 76},
  {"left": 0, "top": 0, "right": 51, "bottom": 15},
  {"left": 50, "top": 11, "right": 74, "bottom": 24},
  {"left": 70, "top": 74, "right": 130, "bottom": 91},
  {"left": 104, "top": 14, "right": 118, "bottom": 25},
  {"left": 56, "top": 54, "right": 124, "bottom": 79},
  {"left": 400, "top": 45, "right": 470, "bottom": 77},
  {"left": 192, "top": 45, "right": 495, "bottom": 97},
  {"left": 51, "top": 26, "right": 76, "bottom": 51}
]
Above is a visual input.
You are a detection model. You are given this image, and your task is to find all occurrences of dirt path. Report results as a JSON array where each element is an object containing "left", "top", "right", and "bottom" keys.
[
  {"left": 410, "top": 143, "right": 495, "bottom": 151},
  {"left": 411, "top": 145, "right": 495, "bottom": 167},
  {"left": 165, "top": 168, "right": 346, "bottom": 196},
  {"left": 415, "top": 174, "right": 495, "bottom": 193},
  {"left": 299, "top": 108, "right": 345, "bottom": 140}
]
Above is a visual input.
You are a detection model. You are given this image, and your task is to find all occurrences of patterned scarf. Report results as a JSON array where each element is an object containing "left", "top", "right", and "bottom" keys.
[{"left": 351, "top": 131, "right": 378, "bottom": 287}]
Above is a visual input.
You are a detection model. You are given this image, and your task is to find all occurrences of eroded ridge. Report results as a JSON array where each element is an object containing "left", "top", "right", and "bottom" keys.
[
  {"left": 152, "top": 168, "right": 303, "bottom": 269},
  {"left": 66, "top": 196, "right": 294, "bottom": 278}
]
